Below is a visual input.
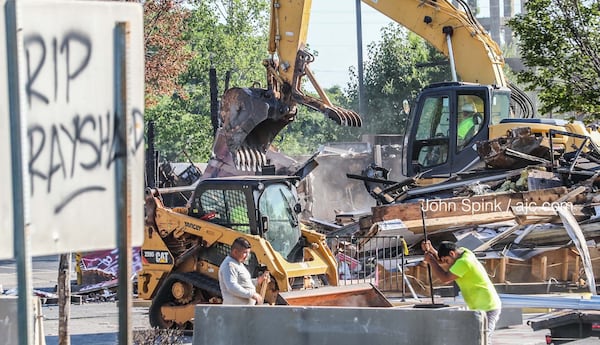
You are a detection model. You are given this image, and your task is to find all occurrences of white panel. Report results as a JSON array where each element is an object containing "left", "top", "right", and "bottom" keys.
[
  {"left": 19, "top": 0, "right": 145, "bottom": 255},
  {"left": 0, "top": 0, "right": 14, "bottom": 259}
]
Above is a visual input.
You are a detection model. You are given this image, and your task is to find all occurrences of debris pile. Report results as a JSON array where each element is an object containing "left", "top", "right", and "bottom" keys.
[{"left": 313, "top": 130, "right": 600, "bottom": 296}]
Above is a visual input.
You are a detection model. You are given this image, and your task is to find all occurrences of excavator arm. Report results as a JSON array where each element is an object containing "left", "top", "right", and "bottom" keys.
[
  {"left": 204, "top": 0, "right": 361, "bottom": 178},
  {"left": 362, "top": 0, "right": 534, "bottom": 117},
  {"left": 362, "top": 0, "right": 507, "bottom": 87},
  {"left": 266, "top": 0, "right": 361, "bottom": 126}
]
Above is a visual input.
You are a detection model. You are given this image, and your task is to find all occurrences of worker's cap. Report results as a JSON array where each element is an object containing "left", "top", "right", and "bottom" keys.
[{"left": 461, "top": 103, "right": 477, "bottom": 113}]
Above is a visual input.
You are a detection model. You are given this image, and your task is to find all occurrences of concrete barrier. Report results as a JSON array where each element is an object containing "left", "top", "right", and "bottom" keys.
[
  {"left": 0, "top": 296, "right": 45, "bottom": 345},
  {"left": 193, "top": 305, "right": 485, "bottom": 345}
]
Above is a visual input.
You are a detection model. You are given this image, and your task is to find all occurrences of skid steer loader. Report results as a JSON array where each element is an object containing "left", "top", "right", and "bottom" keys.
[{"left": 138, "top": 175, "right": 391, "bottom": 330}]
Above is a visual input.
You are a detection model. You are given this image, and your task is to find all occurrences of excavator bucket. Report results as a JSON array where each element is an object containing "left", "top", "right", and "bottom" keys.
[
  {"left": 203, "top": 83, "right": 363, "bottom": 178},
  {"left": 203, "top": 87, "right": 290, "bottom": 177},
  {"left": 277, "top": 283, "right": 393, "bottom": 307}
]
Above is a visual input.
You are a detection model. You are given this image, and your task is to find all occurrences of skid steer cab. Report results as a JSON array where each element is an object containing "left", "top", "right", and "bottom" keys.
[{"left": 139, "top": 175, "right": 390, "bottom": 330}]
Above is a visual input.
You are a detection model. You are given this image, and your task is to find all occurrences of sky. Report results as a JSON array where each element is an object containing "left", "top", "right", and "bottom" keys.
[
  {"left": 306, "top": 0, "right": 392, "bottom": 89},
  {"left": 305, "top": 0, "right": 502, "bottom": 89}
]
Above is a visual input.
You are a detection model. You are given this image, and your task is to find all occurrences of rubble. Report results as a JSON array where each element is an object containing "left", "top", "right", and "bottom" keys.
[{"left": 312, "top": 129, "right": 600, "bottom": 296}]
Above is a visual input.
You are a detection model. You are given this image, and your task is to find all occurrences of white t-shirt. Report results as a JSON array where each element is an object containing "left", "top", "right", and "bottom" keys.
[{"left": 218, "top": 255, "right": 256, "bottom": 305}]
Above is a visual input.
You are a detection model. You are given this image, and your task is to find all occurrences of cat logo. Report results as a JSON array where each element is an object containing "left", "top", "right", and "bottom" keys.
[
  {"left": 142, "top": 250, "right": 172, "bottom": 264},
  {"left": 155, "top": 251, "right": 170, "bottom": 263},
  {"left": 185, "top": 221, "right": 201, "bottom": 231}
]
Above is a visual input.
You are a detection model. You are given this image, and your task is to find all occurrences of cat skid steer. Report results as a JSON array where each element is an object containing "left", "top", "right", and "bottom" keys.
[{"left": 138, "top": 175, "right": 392, "bottom": 330}]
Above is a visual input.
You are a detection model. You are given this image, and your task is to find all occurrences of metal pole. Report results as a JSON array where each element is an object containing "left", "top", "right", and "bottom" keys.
[
  {"left": 7, "top": 0, "right": 33, "bottom": 343},
  {"left": 209, "top": 65, "right": 219, "bottom": 136},
  {"left": 400, "top": 237, "right": 406, "bottom": 302},
  {"left": 355, "top": 0, "right": 366, "bottom": 116},
  {"left": 443, "top": 26, "right": 458, "bottom": 82},
  {"left": 58, "top": 253, "right": 71, "bottom": 345},
  {"left": 115, "top": 21, "right": 132, "bottom": 345},
  {"left": 421, "top": 205, "right": 436, "bottom": 305},
  {"left": 145, "top": 121, "right": 156, "bottom": 188}
]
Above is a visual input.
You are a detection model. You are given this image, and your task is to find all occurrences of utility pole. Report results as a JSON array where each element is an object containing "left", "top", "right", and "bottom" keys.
[{"left": 355, "top": 0, "right": 366, "bottom": 117}]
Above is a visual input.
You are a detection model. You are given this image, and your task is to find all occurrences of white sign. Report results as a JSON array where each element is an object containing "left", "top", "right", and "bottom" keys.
[
  {"left": 0, "top": 0, "right": 14, "bottom": 259},
  {"left": 19, "top": 0, "right": 145, "bottom": 255}
]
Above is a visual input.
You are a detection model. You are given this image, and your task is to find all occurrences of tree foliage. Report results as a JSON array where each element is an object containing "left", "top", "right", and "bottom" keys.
[
  {"left": 508, "top": 0, "right": 600, "bottom": 117},
  {"left": 346, "top": 25, "right": 450, "bottom": 134},
  {"left": 144, "top": 0, "right": 270, "bottom": 162},
  {"left": 144, "top": 0, "right": 194, "bottom": 107},
  {"left": 181, "top": 0, "right": 269, "bottom": 109}
]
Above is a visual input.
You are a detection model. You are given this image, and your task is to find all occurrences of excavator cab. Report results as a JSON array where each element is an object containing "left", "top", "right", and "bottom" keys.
[{"left": 403, "top": 82, "right": 512, "bottom": 178}]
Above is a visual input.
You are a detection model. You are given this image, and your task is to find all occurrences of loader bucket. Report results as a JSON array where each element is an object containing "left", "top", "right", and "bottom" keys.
[{"left": 277, "top": 283, "right": 393, "bottom": 307}]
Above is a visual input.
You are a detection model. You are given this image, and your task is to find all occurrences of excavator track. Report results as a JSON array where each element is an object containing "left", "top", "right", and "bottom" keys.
[{"left": 149, "top": 272, "right": 221, "bottom": 330}]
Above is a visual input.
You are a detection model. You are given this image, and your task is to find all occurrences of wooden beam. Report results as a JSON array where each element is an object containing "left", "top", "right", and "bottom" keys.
[
  {"left": 572, "top": 255, "right": 580, "bottom": 283},
  {"left": 540, "top": 256, "right": 548, "bottom": 281},
  {"left": 561, "top": 248, "right": 570, "bottom": 281},
  {"left": 498, "top": 257, "right": 507, "bottom": 283},
  {"left": 371, "top": 186, "right": 588, "bottom": 234}
]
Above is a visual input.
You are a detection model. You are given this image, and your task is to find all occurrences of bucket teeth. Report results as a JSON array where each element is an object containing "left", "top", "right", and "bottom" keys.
[
  {"left": 235, "top": 150, "right": 242, "bottom": 171},
  {"left": 234, "top": 148, "right": 265, "bottom": 173},
  {"left": 326, "top": 106, "right": 362, "bottom": 127}
]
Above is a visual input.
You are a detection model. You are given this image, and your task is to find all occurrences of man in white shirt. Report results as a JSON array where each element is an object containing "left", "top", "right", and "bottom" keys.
[{"left": 219, "top": 237, "right": 267, "bottom": 305}]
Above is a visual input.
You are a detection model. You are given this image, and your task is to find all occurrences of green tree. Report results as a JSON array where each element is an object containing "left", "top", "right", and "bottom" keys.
[
  {"left": 181, "top": 0, "right": 269, "bottom": 109},
  {"left": 346, "top": 25, "right": 450, "bottom": 134},
  {"left": 145, "top": 98, "right": 214, "bottom": 162},
  {"left": 508, "top": 0, "right": 600, "bottom": 117}
]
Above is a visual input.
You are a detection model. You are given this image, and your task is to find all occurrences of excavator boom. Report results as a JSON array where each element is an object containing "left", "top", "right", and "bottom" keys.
[{"left": 363, "top": 0, "right": 506, "bottom": 87}]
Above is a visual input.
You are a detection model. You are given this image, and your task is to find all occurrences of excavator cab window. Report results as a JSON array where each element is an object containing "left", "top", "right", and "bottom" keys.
[
  {"left": 457, "top": 95, "right": 485, "bottom": 150},
  {"left": 490, "top": 92, "right": 512, "bottom": 125},
  {"left": 412, "top": 96, "right": 450, "bottom": 168}
]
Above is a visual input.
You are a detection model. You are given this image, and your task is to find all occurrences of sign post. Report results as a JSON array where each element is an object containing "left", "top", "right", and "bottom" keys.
[
  {"left": 4, "top": 1, "right": 145, "bottom": 343},
  {"left": 115, "top": 21, "right": 133, "bottom": 344},
  {"left": 6, "top": 0, "right": 33, "bottom": 342}
]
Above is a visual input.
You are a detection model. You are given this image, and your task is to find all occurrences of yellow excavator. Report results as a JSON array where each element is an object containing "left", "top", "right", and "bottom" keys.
[
  {"left": 204, "top": 0, "right": 600, "bottom": 181},
  {"left": 363, "top": 0, "right": 600, "bottom": 178}
]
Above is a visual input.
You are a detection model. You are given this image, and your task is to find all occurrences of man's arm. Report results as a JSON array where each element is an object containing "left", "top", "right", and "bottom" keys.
[{"left": 424, "top": 252, "right": 458, "bottom": 284}]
